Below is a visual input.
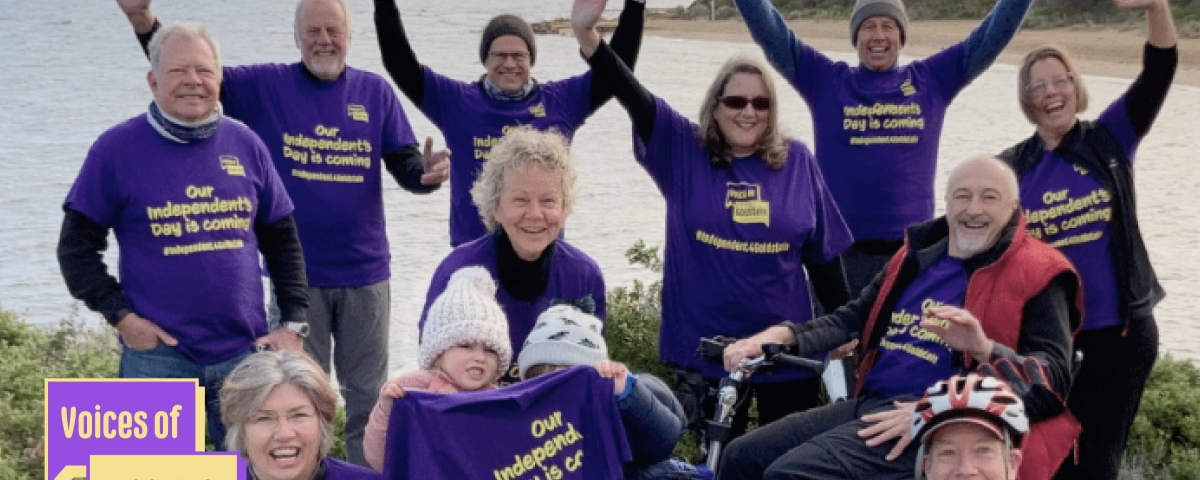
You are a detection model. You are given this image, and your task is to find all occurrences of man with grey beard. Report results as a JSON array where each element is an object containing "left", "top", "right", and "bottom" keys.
[
  {"left": 718, "top": 157, "right": 1081, "bottom": 480},
  {"left": 115, "top": 0, "right": 449, "bottom": 466}
]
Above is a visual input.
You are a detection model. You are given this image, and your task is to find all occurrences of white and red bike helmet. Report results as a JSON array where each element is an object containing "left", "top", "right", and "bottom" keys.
[{"left": 911, "top": 373, "right": 1029, "bottom": 478}]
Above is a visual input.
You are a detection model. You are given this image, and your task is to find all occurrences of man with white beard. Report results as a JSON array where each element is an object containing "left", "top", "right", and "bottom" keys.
[{"left": 718, "top": 156, "right": 1082, "bottom": 480}]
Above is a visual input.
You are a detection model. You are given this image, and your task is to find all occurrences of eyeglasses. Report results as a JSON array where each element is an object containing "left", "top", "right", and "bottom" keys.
[
  {"left": 1026, "top": 73, "right": 1074, "bottom": 96},
  {"left": 489, "top": 51, "right": 530, "bottom": 63},
  {"left": 719, "top": 95, "right": 771, "bottom": 111}
]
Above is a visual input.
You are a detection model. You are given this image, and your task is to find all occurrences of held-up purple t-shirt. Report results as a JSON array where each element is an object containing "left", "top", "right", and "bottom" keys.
[
  {"left": 861, "top": 255, "right": 966, "bottom": 398},
  {"left": 419, "top": 67, "right": 592, "bottom": 245},
  {"left": 635, "top": 99, "right": 853, "bottom": 380},
  {"left": 791, "top": 45, "right": 971, "bottom": 241},
  {"left": 421, "top": 234, "right": 607, "bottom": 381},
  {"left": 222, "top": 63, "right": 418, "bottom": 288},
  {"left": 1018, "top": 97, "right": 1139, "bottom": 331},
  {"left": 383, "top": 366, "right": 630, "bottom": 480},
  {"left": 63, "top": 116, "right": 293, "bottom": 365}
]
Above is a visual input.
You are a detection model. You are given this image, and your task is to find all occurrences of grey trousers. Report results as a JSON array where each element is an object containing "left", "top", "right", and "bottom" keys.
[{"left": 304, "top": 280, "right": 390, "bottom": 467}]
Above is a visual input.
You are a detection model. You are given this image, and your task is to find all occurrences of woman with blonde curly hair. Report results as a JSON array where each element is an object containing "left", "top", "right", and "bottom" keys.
[
  {"left": 573, "top": 0, "right": 852, "bottom": 435},
  {"left": 420, "top": 127, "right": 606, "bottom": 384}
]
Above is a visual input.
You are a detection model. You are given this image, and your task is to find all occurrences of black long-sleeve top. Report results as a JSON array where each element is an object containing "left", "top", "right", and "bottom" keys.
[{"left": 372, "top": 0, "right": 645, "bottom": 111}]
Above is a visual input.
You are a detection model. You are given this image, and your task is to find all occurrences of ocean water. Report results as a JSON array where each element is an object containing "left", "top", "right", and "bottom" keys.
[{"left": 1, "top": 0, "right": 1195, "bottom": 374}]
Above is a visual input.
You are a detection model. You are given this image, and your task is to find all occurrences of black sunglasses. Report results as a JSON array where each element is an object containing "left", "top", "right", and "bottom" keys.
[{"left": 718, "top": 95, "right": 771, "bottom": 111}]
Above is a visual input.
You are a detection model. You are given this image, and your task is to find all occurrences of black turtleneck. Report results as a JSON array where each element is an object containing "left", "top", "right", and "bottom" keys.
[{"left": 494, "top": 229, "right": 554, "bottom": 302}]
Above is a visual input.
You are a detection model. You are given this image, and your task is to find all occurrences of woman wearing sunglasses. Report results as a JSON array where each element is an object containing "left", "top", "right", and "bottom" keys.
[
  {"left": 999, "top": 1, "right": 1177, "bottom": 478},
  {"left": 572, "top": 0, "right": 853, "bottom": 435}
]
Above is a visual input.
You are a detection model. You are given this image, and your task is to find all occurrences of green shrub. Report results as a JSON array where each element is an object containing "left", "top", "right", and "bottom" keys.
[
  {"left": 0, "top": 306, "right": 120, "bottom": 480},
  {"left": 605, "top": 240, "right": 670, "bottom": 382},
  {"left": 1121, "top": 356, "right": 1200, "bottom": 479}
]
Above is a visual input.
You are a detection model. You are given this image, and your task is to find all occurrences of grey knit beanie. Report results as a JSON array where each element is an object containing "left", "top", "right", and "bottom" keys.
[
  {"left": 479, "top": 14, "right": 537, "bottom": 65},
  {"left": 849, "top": 0, "right": 908, "bottom": 46},
  {"left": 419, "top": 266, "right": 512, "bottom": 379},
  {"left": 517, "top": 305, "right": 607, "bottom": 380}
]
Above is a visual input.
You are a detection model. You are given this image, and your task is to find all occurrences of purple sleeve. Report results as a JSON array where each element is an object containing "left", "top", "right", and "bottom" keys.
[
  {"left": 789, "top": 44, "right": 840, "bottom": 102},
  {"left": 632, "top": 98, "right": 695, "bottom": 194},
  {"left": 253, "top": 139, "right": 294, "bottom": 224},
  {"left": 797, "top": 145, "right": 853, "bottom": 264},
  {"left": 380, "top": 83, "right": 419, "bottom": 154},
  {"left": 553, "top": 71, "right": 596, "bottom": 127},
  {"left": 417, "top": 66, "right": 472, "bottom": 127},
  {"left": 916, "top": 43, "right": 971, "bottom": 101},
  {"left": 64, "top": 136, "right": 123, "bottom": 227},
  {"left": 1097, "top": 97, "right": 1141, "bottom": 164}
]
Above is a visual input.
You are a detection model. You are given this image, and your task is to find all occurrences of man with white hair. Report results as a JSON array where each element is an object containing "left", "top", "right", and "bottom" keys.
[
  {"left": 58, "top": 23, "right": 308, "bottom": 451},
  {"left": 115, "top": 0, "right": 450, "bottom": 465},
  {"left": 718, "top": 157, "right": 1081, "bottom": 480}
]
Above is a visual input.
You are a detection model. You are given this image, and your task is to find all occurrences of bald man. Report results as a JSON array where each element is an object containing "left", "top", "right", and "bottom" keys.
[{"left": 717, "top": 157, "right": 1081, "bottom": 480}]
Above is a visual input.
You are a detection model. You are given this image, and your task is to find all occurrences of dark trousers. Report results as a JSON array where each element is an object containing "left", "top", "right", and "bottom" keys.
[
  {"left": 691, "top": 375, "right": 824, "bottom": 440},
  {"left": 1054, "top": 318, "right": 1159, "bottom": 480},
  {"left": 716, "top": 394, "right": 918, "bottom": 480},
  {"left": 840, "top": 240, "right": 902, "bottom": 297}
]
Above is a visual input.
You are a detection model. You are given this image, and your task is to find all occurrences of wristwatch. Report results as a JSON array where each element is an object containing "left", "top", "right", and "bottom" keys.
[{"left": 282, "top": 321, "right": 310, "bottom": 339}]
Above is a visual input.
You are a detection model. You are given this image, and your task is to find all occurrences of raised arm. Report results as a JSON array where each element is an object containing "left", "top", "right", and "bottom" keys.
[
  {"left": 586, "top": 0, "right": 646, "bottom": 110},
  {"left": 959, "top": 0, "right": 1034, "bottom": 81},
  {"left": 373, "top": 0, "right": 427, "bottom": 104},
  {"left": 1119, "top": 0, "right": 1178, "bottom": 136},
  {"left": 732, "top": 0, "right": 802, "bottom": 79},
  {"left": 117, "top": 0, "right": 156, "bottom": 38},
  {"left": 574, "top": 0, "right": 656, "bottom": 143}
]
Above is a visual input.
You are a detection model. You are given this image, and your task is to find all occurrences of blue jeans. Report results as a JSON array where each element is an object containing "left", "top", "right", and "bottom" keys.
[{"left": 118, "top": 342, "right": 252, "bottom": 451}]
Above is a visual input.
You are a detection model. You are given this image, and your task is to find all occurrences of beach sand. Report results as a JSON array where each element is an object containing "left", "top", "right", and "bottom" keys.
[{"left": 636, "top": 17, "right": 1200, "bottom": 86}]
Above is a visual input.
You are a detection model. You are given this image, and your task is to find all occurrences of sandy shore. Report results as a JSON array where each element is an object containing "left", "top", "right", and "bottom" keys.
[{"left": 636, "top": 17, "right": 1200, "bottom": 86}]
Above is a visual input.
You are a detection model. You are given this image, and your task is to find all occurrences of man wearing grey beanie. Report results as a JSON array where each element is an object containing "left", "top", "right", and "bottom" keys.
[{"left": 732, "top": 0, "right": 1032, "bottom": 308}]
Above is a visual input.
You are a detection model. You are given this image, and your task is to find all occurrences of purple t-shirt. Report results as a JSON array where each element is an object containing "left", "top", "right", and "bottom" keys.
[
  {"left": 635, "top": 99, "right": 853, "bottom": 380},
  {"left": 383, "top": 366, "right": 630, "bottom": 480},
  {"left": 1018, "top": 97, "right": 1140, "bottom": 330},
  {"left": 222, "top": 63, "right": 418, "bottom": 287},
  {"left": 419, "top": 67, "right": 593, "bottom": 246},
  {"left": 64, "top": 116, "right": 293, "bottom": 365},
  {"left": 861, "top": 255, "right": 966, "bottom": 398},
  {"left": 324, "top": 458, "right": 382, "bottom": 480},
  {"left": 791, "top": 45, "right": 971, "bottom": 241},
  {"left": 421, "top": 234, "right": 607, "bottom": 381}
]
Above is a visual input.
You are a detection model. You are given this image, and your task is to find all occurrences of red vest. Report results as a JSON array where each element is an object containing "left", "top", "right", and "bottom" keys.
[{"left": 856, "top": 216, "right": 1082, "bottom": 480}]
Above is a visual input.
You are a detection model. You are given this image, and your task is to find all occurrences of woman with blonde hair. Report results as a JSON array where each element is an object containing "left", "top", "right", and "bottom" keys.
[
  {"left": 573, "top": 0, "right": 852, "bottom": 435},
  {"left": 420, "top": 127, "right": 606, "bottom": 384},
  {"left": 998, "top": 0, "right": 1177, "bottom": 478},
  {"left": 221, "top": 350, "right": 379, "bottom": 480}
]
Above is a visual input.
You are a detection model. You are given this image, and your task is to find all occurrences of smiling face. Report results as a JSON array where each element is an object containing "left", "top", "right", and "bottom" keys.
[
  {"left": 294, "top": 0, "right": 349, "bottom": 80},
  {"left": 148, "top": 34, "right": 220, "bottom": 123},
  {"left": 856, "top": 15, "right": 904, "bottom": 72},
  {"left": 923, "top": 423, "right": 1021, "bottom": 480},
  {"left": 436, "top": 343, "right": 501, "bottom": 390},
  {"left": 944, "top": 157, "right": 1019, "bottom": 259},
  {"left": 484, "top": 35, "right": 533, "bottom": 93},
  {"left": 715, "top": 72, "right": 771, "bottom": 158},
  {"left": 244, "top": 384, "right": 321, "bottom": 480},
  {"left": 494, "top": 164, "right": 564, "bottom": 261},
  {"left": 1026, "top": 57, "right": 1079, "bottom": 142}
]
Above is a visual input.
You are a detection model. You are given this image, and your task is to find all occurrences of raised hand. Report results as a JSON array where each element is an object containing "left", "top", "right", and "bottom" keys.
[
  {"left": 115, "top": 0, "right": 156, "bottom": 33},
  {"left": 419, "top": 136, "right": 451, "bottom": 186},
  {"left": 920, "top": 305, "right": 993, "bottom": 362},
  {"left": 572, "top": 0, "right": 608, "bottom": 57}
]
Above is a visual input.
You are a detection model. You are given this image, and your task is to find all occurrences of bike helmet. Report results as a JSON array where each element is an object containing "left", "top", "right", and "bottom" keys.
[{"left": 912, "top": 373, "right": 1028, "bottom": 447}]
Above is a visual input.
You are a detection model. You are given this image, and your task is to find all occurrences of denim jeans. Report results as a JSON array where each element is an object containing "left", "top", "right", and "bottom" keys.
[{"left": 118, "top": 342, "right": 252, "bottom": 451}]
